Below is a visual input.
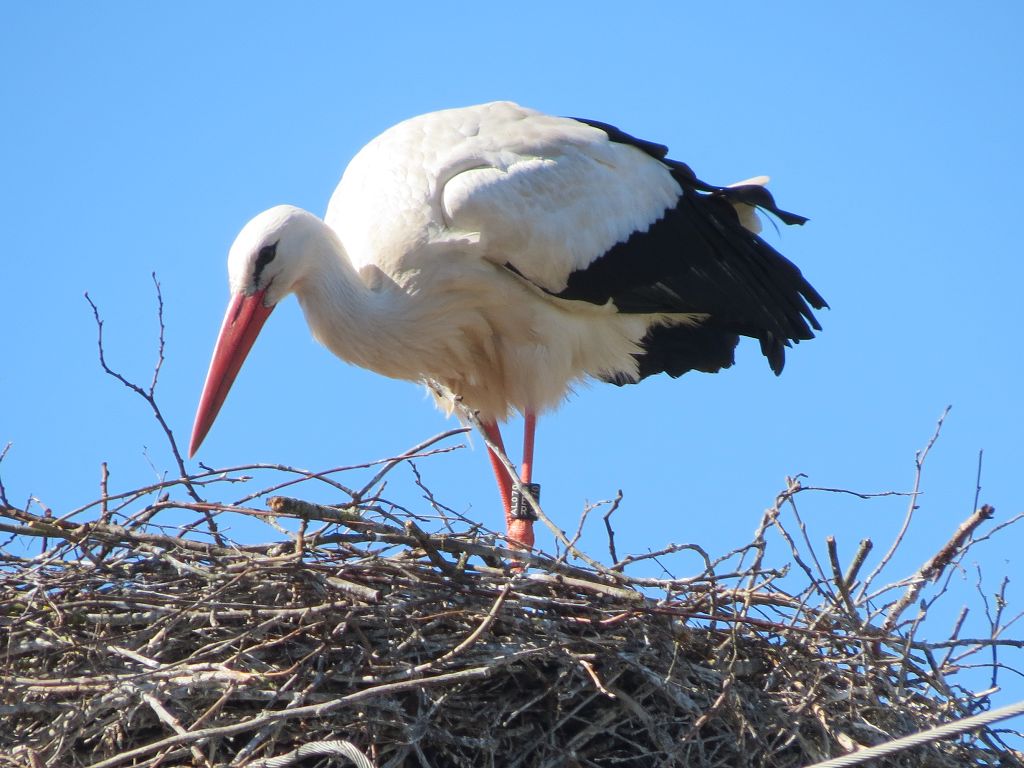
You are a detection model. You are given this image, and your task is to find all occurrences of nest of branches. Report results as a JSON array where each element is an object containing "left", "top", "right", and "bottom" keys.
[
  {"left": 2, "top": 286, "right": 1022, "bottom": 767},
  {"left": 2, "top": 439, "right": 1023, "bottom": 767}
]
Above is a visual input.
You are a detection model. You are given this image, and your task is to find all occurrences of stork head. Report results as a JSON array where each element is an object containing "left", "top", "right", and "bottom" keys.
[
  {"left": 226, "top": 205, "right": 328, "bottom": 305},
  {"left": 189, "top": 205, "right": 323, "bottom": 458}
]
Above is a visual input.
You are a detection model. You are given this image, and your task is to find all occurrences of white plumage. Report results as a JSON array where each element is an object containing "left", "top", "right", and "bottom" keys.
[{"left": 191, "top": 101, "right": 826, "bottom": 551}]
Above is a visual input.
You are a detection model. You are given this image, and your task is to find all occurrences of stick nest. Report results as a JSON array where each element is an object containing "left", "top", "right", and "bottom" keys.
[{"left": 2, "top": 453, "right": 1023, "bottom": 768}]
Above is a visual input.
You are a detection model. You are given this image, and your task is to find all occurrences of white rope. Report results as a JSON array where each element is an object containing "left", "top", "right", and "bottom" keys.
[
  {"left": 802, "top": 698, "right": 1024, "bottom": 768},
  {"left": 247, "top": 739, "right": 376, "bottom": 768}
]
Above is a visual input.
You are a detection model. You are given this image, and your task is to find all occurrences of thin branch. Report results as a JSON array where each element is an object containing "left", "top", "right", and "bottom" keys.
[
  {"left": 353, "top": 428, "right": 470, "bottom": 502},
  {"left": 603, "top": 490, "right": 623, "bottom": 567},
  {"left": 973, "top": 449, "right": 984, "bottom": 516},
  {"left": 0, "top": 442, "right": 13, "bottom": 512},
  {"left": 859, "top": 406, "right": 951, "bottom": 599},
  {"left": 84, "top": 277, "right": 209, "bottom": 514}
]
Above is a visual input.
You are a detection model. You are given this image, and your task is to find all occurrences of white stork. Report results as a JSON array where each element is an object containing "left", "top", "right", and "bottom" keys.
[{"left": 189, "top": 101, "right": 826, "bottom": 551}]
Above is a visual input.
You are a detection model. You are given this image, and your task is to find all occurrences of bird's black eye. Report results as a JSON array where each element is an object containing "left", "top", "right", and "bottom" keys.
[{"left": 253, "top": 241, "right": 278, "bottom": 286}]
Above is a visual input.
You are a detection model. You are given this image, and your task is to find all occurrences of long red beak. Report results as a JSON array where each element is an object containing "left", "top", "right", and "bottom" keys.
[{"left": 189, "top": 290, "right": 274, "bottom": 458}]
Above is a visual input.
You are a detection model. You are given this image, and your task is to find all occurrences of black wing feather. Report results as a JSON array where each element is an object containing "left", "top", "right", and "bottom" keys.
[{"left": 558, "top": 117, "right": 828, "bottom": 379}]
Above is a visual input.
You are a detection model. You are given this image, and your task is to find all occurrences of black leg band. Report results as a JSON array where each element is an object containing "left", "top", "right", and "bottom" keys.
[{"left": 510, "top": 482, "right": 540, "bottom": 521}]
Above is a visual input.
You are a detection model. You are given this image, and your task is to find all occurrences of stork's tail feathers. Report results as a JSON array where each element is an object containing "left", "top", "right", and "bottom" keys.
[
  {"left": 567, "top": 114, "right": 826, "bottom": 381},
  {"left": 726, "top": 176, "right": 772, "bottom": 234},
  {"left": 670, "top": 161, "right": 809, "bottom": 229}
]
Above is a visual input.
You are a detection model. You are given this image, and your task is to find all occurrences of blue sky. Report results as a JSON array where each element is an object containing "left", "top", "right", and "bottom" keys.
[{"left": 3, "top": 2, "right": 1023, "bottom": 736}]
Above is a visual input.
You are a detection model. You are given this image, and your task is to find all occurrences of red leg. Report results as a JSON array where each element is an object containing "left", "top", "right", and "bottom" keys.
[
  {"left": 510, "top": 411, "right": 538, "bottom": 552},
  {"left": 481, "top": 420, "right": 512, "bottom": 514},
  {"left": 481, "top": 419, "right": 534, "bottom": 552},
  {"left": 520, "top": 410, "right": 537, "bottom": 485}
]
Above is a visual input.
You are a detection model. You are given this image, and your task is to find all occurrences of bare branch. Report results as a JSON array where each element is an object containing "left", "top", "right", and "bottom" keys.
[
  {"left": 84, "top": 279, "right": 207, "bottom": 510},
  {"left": 881, "top": 505, "right": 995, "bottom": 635},
  {"left": 602, "top": 489, "right": 623, "bottom": 567},
  {"left": 0, "top": 441, "right": 11, "bottom": 508},
  {"left": 859, "top": 405, "right": 951, "bottom": 599},
  {"left": 973, "top": 448, "right": 984, "bottom": 516}
]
